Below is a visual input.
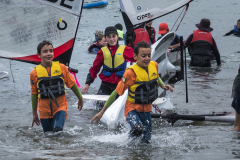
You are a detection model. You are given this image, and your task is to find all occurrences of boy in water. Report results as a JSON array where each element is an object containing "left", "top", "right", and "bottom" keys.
[
  {"left": 88, "top": 34, "right": 107, "bottom": 54},
  {"left": 94, "top": 29, "right": 104, "bottom": 42},
  {"left": 223, "top": 19, "right": 240, "bottom": 36},
  {"left": 91, "top": 41, "right": 173, "bottom": 143},
  {"left": 30, "top": 40, "right": 84, "bottom": 133}
]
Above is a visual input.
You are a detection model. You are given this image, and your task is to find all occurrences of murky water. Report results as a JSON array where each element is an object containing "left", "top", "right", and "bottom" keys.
[{"left": 1, "top": 0, "right": 240, "bottom": 159}]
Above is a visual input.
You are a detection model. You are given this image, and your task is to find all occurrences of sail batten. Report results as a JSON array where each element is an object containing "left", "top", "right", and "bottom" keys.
[{"left": 0, "top": 0, "right": 83, "bottom": 66}]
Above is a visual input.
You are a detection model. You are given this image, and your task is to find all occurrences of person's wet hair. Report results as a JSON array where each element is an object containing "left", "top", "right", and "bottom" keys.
[
  {"left": 97, "top": 35, "right": 105, "bottom": 42},
  {"left": 37, "top": 40, "right": 53, "bottom": 55},
  {"left": 238, "top": 19, "right": 240, "bottom": 22},
  {"left": 134, "top": 41, "right": 151, "bottom": 55}
]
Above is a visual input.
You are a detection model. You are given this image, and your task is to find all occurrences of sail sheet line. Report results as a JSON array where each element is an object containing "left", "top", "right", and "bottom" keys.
[{"left": 171, "top": 4, "right": 189, "bottom": 32}]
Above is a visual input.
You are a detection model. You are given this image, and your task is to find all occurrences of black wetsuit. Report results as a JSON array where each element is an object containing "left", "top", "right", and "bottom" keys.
[
  {"left": 184, "top": 33, "right": 221, "bottom": 67},
  {"left": 225, "top": 29, "right": 240, "bottom": 36}
]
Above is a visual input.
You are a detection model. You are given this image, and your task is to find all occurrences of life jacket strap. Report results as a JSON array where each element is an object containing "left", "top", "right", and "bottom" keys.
[
  {"left": 47, "top": 87, "right": 60, "bottom": 116},
  {"left": 37, "top": 75, "right": 63, "bottom": 81},
  {"left": 134, "top": 78, "right": 158, "bottom": 84},
  {"left": 104, "top": 68, "right": 123, "bottom": 73}
]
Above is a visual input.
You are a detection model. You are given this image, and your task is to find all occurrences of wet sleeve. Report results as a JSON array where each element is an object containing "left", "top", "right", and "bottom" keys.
[
  {"left": 116, "top": 69, "right": 136, "bottom": 96},
  {"left": 212, "top": 38, "right": 221, "bottom": 65},
  {"left": 158, "top": 77, "right": 164, "bottom": 87},
  {"left": 123, "top": 46, "right": 136, "bottom": 62},
  {"left": 31, "top": 94, "right": 38, "bottom": 110},
  {"left": 85, "top": 72, "right": 94, "bottom": 86},
  {"left": 225, "top": 29, "right": 234, "bottom": 36},
  {"left": 30, "top": 69, "right": 38, "bottom": 95},
  {"left": 104, "top": 90, "right": 119, "bottom": 108},
  {"left": 184, "top": 34, "right": 193, "bottom": 48},
  {"left": 60, "top": 64, "right": 76, "bottom": 88},
  {"left": 88, "top": 50, "right": 104, "bottom": 83},
  {"left": 154, "top": 62, "right": 164, "bottom": 86},
  {"left": 71, "top": 83, "right": 82, "bottom": 99}
]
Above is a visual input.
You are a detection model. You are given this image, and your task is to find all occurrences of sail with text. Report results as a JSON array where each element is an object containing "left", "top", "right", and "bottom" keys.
[
  {"left": 0, "top": 0, "right": 84, "bottom": 66},
  {"left": 119, "top": 0, "right": 193, "bottom": 45}
]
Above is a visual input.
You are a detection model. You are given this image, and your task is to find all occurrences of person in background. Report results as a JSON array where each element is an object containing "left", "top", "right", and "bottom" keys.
[
  {"left": 231, "top": 65, "right": 240, "bottom": 131},
  {"left": 88, "top": 35, "right": 107, "bottom": 54},
  {"left": 82, "top": 26, "right": 135, "bottom": 96},
  {"left": 93, "top": 29, "right": 104, "bottom": 42},
  {"left": 115, "top": 23, "right": 124, "bottom": 40},
  {"left": 157, "top": 22, "right": 180, "bottom": 49},
  {"left": 223, "top": 19, "right": 240, "bottom": 36},
  {"left": 91, "top": 41, "right": 173, "bottom": 143},
  {"left": 30, "top": 40, "right": 83, "bottom": 133},
  {"left": 145, "top": 20, "right": 156, "bottom": 44},
  {"left": 184, "top": 18, "right": 221, "bottom": 67},
  {"left": 115, "top": 23, "right": 126, "bottom": 45}
]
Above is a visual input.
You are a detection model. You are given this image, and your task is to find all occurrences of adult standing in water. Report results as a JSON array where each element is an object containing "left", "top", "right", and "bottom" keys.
[
  {"left": 231, "top": 66, "right": 240, "bottom": 131},
  {"left": 82, "top": 26, "right": 135, "bottom": 95},
  {"left": 184, "top": 18, "right": 221, "bottom": 67}
]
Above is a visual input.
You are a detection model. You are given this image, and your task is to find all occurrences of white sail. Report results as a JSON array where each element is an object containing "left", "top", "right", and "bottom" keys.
[
  {"left": 119, "top": 0, "right": 192, "bottom": 26},
  {"left": 0, "top": 0, "right": 83, "bottom": 65}
]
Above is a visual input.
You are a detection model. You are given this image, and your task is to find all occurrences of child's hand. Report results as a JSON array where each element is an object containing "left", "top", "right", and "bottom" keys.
[
  {"left": 32, "top": 114, "right": 41, "bottom": 127},
  {"left": 91, "top": 111, "right": 104, "bottom": 123},
  {"left": 82, "top": 84, "right": 89, "bottom": 94},
  {"left": 162, "top": 84, "right": 173, "bottom": 92},
  {"left": 78, "top": 97, "right": 84, "bottom": 111}
]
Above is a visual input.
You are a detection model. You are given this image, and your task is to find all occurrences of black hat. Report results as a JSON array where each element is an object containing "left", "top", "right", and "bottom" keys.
[
  {"left": 115, "top": 23, "right": 123, "bottom": 30},
  {"left": 196, "top": 18, "right": 213, "bottom": 32},
  {"left": 104, "top": 26, "right": 118, "bottom": 35}
]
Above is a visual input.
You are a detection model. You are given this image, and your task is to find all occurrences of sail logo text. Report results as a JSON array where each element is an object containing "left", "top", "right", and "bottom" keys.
[
  {"left": 137, "top": 13, "right": 153, "bottom": 20},
  {"left": 46, "top": 0, "right": 74, "bottom": 9}
]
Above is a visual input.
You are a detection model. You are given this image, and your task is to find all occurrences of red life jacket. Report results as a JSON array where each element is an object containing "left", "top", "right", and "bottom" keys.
[
  {"left": 88, "top": 42, "right": 99, "bottom": 52},
  {"left": 191, "top": 30, "right": 213, "bottom": 44},
  {"left": 133, "top": 28, "right": 150, "bottom": 46}
]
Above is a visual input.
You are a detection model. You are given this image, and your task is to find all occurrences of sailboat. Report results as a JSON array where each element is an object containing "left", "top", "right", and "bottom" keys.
[{"left": 0, "top": 0, "right": 84, "bottom": 69}]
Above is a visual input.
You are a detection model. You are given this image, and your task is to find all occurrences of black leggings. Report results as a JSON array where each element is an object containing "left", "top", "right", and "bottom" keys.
[{"left": 97, "top": 81, "right": 118, "bottom": 95}]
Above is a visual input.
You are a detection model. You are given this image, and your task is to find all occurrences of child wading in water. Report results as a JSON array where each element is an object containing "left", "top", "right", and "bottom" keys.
[
  {"left": 91, "top": 41, "right": 173, "bottom": 143},
  {"left": 30, "top": 40, "right": 84, "bottom": 133}
]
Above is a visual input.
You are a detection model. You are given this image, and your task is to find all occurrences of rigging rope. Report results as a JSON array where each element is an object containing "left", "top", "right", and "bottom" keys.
[{"left": 171, "top": 4, "right": 189, "bottom": 32}]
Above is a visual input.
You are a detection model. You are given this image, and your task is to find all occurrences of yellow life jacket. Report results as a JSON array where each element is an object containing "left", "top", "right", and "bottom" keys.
[
  {"left": 127, "top": 61, "right": 158, "bottom": 104},
  {"left": 36, "top": 61, "right": 66, "bottom": 99},
  {"left": 101, "top": 45, "right": 127, "bottom": 77}
]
